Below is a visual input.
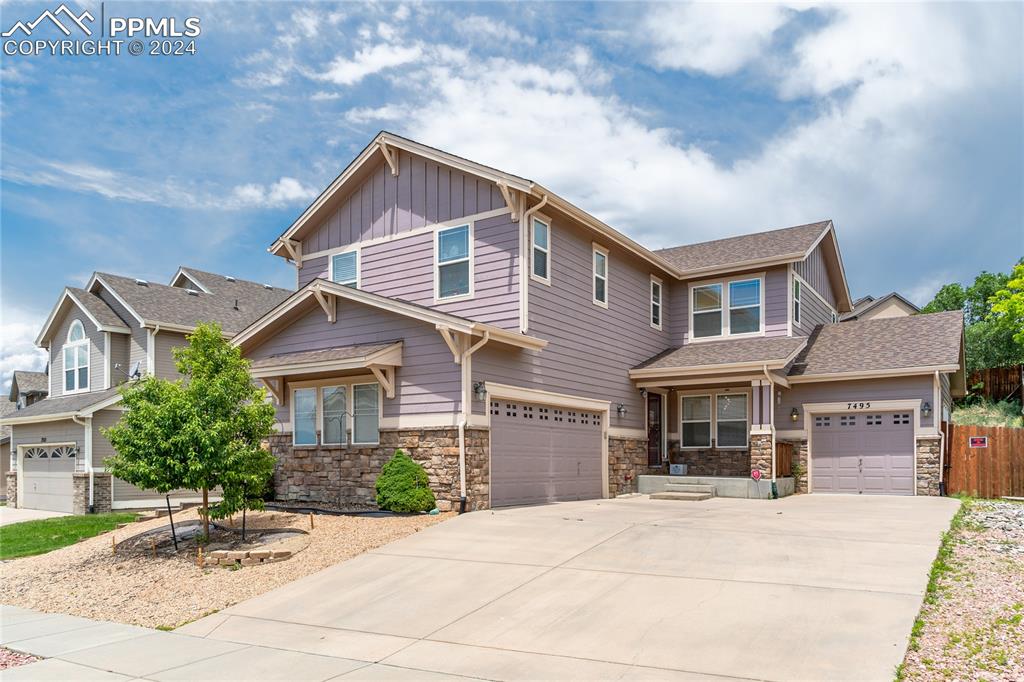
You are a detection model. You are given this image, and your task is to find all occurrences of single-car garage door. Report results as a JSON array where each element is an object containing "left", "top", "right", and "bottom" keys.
[
  {"left": 21, "top": 445, "right": 77, "bottom": 512},
  {"left": 490, "top": 399, "right": 603, "bottom": 507},
  {"left": 811, "top": 412, "right": 914, "bottom": 495}
]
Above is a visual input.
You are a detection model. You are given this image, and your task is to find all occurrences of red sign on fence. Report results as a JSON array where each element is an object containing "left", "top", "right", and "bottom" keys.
[{"left": 969, "top": 436, "right": 989, "bottom": 448}]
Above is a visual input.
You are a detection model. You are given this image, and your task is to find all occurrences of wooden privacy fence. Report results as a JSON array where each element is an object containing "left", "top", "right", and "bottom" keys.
[
  {"left": 967, "top": 365, "right": 1023, "bottom": 402},
  {"left": 945, "top": 424, "right": 1024, "bottom": 498},
  {"left": 776, "top": 442, "right": 793, "bottom": 477}
]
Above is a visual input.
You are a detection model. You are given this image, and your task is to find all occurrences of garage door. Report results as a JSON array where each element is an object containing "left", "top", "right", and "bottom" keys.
[
  {"left": 490, "top": 399, "right": 603, "bottom": 507},
  {"left": 21, "top": 445, "right": 77, "bottom": 512},
  {"left": 811, "top": 412, "right": 914, "bottom": 495}
]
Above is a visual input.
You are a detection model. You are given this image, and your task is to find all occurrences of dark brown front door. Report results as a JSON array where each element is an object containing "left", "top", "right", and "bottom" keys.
[{"left": 647, "top": 394, "right": 663, "bottom": 466}]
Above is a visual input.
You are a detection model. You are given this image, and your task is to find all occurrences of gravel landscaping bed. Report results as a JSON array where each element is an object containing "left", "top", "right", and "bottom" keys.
[
  {"left": 901, "top": 499, "right": 1024, "bottom": 681},
  {"left": 0, "top": 647, "right": 38, "bottom": 670},
  {"left": 0, "top": 508, "right": 451, "bottom": 629}
]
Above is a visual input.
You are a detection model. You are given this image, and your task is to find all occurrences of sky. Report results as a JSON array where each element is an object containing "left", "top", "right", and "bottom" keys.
[{"left": 1, "top": 1, "right": 1022, "bottom": 392}]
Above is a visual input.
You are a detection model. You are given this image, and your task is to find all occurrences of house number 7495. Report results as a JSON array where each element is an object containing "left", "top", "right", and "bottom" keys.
[{"left": 847, "top": 402, "right": 871, "bottom": 409}]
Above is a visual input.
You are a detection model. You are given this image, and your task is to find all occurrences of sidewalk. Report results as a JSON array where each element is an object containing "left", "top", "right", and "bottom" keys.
[{"left": 0, "top": 606, "right": 431, "bottom": 681}]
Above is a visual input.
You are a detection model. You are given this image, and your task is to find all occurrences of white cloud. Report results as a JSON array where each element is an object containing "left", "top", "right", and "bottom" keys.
[
  {"left": 316, "top": 43, "right": 424, "bottom": 86},
  {"left": 311, "top": 91, "right": 341, "bottom": 101},
  {"left": 455, "top": 15, "right": 536, "bottom": 46},
  {"left": 229, "top": 177, "right": 317, "bottom": 209},
  {"left": 0, "top": 307, "right": 48, "bottom": 397},
  {"left": 344, "top": 104, "right": 405, "bottom": 124}
]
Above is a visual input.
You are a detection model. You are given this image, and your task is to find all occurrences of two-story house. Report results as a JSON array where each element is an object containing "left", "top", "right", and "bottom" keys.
[
  {"left": 2, "top": 268, "right": 290, "bottom": 513},
  {"left": 233, "top": 132, "right": 965, "bottom": 511}
]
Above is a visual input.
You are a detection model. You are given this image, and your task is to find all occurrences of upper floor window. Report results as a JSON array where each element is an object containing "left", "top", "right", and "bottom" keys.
[
  {"left": 650, "top": 277, "right": 663, "bottom": 329},
  {"left": 436, "top": 224, "right": 472, "bottom": 300},
  {"left": 531, "top": 219, "right": 550, "bottom": 284},
  {"left": 63, "top": 320, "right": 89, "bottom": 393},
  {"left": 690, "top": 276, "right": 763, "bottom": 340},
  {"left": 330, "top": 250, "right": 359, "bottom": 288},
  {"left": 793, "top": 278, "right": 802, "bottom": 326},
  {"left": 593, "top": 244, "right": 608, "bottom": 307},
  {"left": 831, "top": 311, "right": 838, "bottom": 324}
]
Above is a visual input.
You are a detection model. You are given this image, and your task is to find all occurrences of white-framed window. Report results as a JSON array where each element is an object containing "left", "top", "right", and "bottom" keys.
[
  {"left": 793, "top": 278, "right": 802, "bottom": 326},
  {"left": 330, "top": 250, "right": 359, "bottom": 288},
  {"left": 352, "top": 383, "right": 381, "bottom": 445},
  {"left": 62, "top": 319, "right": 89, "bottom": 393},
  {"left": 680, "top": 391, "right": 750, "bottom": 449},
  {"left": 531, "top": 218, "right": 551, "bottom": 284},
  {"left": 716, "top": 393, "right": 749, "bottom": 448},
  {"left": 831, "top": 310, "right": 838, "bottom": 324},
  {"left": 436, "top": 224, "right": 472, "bottom": 300},
  {"left": 689, "top": 275, "right": 764, "bottom": 340},
  {"left": 292, "top": 387, "right": 317, "bottom": 446},
  {"left": 321, "top": 385, "right": 348, "bottom": 445},
  {"left": 592, "top": 244, "right": 608, "bottom": 307},
  {"left": 681, "top": 395, "right": 712, "bottom": 448},
  {"left": 650, "top": 276, "right": 663, "bottom": 330}
]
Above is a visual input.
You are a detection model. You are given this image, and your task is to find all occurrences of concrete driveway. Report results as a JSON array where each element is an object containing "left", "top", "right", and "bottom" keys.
[
  {"left": 172, "top": 494, "right": 957, "bottom": 681},
  {"left": 0, "top": 506, "right": 68, "bottom": 527}
]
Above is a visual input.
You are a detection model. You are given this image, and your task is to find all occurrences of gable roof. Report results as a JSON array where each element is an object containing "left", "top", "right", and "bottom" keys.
[
  {"left": 840, "top": 291, "right": 920, "bottom": 321},
  {"left": 787, "top": 311, "right": 963, "bottom": 380},
  {"left": 9, "top": 371, "right": 48, "bottom": 401},
  {"left": 0, "top": 386, "right": 123, "bottom": 425},
  {"left": 36, "top": 288, "right": 132, "bottom": 346},
  {"left": 654, "top": 221, "right": 830, "bottom": 272},
  {"left": 0, "top": 399, "right": 16, "bottom": 439}
]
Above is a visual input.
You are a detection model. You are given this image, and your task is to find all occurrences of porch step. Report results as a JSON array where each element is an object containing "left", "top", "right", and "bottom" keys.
[
  {"left": 665, "top": 483, "right": 716, "bottom": 496},
  {"left": 649, "top": 491, "right": 713, "bottom": 502}
]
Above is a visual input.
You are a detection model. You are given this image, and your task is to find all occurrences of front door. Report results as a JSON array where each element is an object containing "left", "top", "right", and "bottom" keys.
[{"left": 647, "top": 394, "right": 663, "bottom": 466}]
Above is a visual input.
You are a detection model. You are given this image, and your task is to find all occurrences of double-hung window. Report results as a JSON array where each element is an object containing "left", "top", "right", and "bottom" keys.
[
  {"left": 593, "top": 245, "right": 608, "bottom": 307},
  {"left": 321, "top": 386, "right": 347, "bottom": 445},
  {"left": 650, "top": 277, "right": 663, "bottom": 329},
  {"left": 716, "top": 394, "right": 748, "bottom": 448},
  {"left": 63, "top": 320, "right": 89, "bottom": 393},
  {"left": 293, "top": 388, "right": 317, "bottom": 446},
  {"left": 793, "top": 278, "right": 802, "bottom": 326},
  {"left": 729, "top": 279, "right": 761, "bottom": 334},
  {"left": 352, "top": 383, "right": 380, "bottom": 445},
  {"left": 691, "top": 277, "right": 763, "bottom": 339},
  {"left": 531, "top": 219, "right": 550, "bottom": 283},
  {"left": 331, "top": 250, "right": 359, "bottom": 288},
  {"left": 681, "top": 395, "right": 712, "bottom": 448},
  {"left": 436, "top": 225, "right": 471, "bottom": 300},
  {"left": 680, "top": 393, "right": 749, "bottom": 449},
  {"left": 692, "top": 284, "right": 722, "bottom": 338}
]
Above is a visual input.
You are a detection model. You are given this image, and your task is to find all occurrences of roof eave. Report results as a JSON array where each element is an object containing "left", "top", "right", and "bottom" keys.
[{"left": 787, "top": 364, "right": 961, "bottom": 383}]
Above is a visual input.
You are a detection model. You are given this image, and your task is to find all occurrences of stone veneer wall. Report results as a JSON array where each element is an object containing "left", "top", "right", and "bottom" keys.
[
  {"left": 93, "top": 473, "right": 112, "bottom": 513},
  {"left": 72, "top": 473, "right": 89, "bottom": 515},
  {"left": 6, "top": 471, "right": 17, "bottom": 507},
  {"left": 268, "top": 427, "right": 489, "bottom": 512},
  {"left": 608, "top": 437, "right": 660, "bottom": 496},
  {"left": 750, "top": 434, "right": 773, "bottom": 479},
  {"left": 789, "top": 440, "right": 809, "bottom": 493},
  {"left": 915, "top": 436, "right": 941, "bottom": 496},
  {"left": 668, "top": 442, "right": 752, "bottom": 477}
]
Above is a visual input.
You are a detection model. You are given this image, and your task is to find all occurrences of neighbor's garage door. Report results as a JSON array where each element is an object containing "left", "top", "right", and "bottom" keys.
[
  {"left": 811, "top": 412, "right": 914, "bottom": 495},
  {"left": 490, "top": 399, "right": 603, "bottom": 507},
  {"left": 21, "top": 445, "right": 77, "bottom": 512}
]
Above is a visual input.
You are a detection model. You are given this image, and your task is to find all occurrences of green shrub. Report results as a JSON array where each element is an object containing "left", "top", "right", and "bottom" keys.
[
  {"left": 953, "top": 399, "right": 1023, "bottom": 428},
  {"left": 375, "top": 450, "right": 436, "bottom": 513}
]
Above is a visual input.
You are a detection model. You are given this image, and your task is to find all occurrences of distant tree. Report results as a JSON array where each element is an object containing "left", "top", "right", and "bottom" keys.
[
  {"left": 989, "top": 262, "right": 1024, "bottom": 350},
  {"left": 920, "top": 283, "right": 967, "bottom": 317},
  {"left": 104, "top": 322, "right": 276, "bottom": 538}
]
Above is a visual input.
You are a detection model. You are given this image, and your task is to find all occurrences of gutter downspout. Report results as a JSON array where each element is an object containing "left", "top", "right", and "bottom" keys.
[
  {"left": 763, "top": 365, "right": 778, "bottom": 498},
  {"left": 936, "top": 370, "right": 946, "bottom": 496},
  {"left": 458, "top": 331, "right": 490, "bottom": 513},
  {"left": 72, "top": 414, "right": 93, "bottom": 511}
]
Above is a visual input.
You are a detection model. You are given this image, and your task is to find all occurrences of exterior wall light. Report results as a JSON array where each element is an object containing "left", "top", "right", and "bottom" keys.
[
  {"left": 617, "top": 403, "right": 627, "bottom": 417},
  {"left": 922, "top": 401, "right": 932, "bottom": 418},
  {"left": 473, "top": 381, "right": 486, "bottom": 401},
  {"left": 790, "top": 407, "right": 799, "bottom": 422},
  {"left": 639, "top": 388, "right": 648, "bottom": 398}
]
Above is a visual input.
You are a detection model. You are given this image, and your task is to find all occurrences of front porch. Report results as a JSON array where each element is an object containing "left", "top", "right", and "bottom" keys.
[{"left": 639, "top": 474, "right": 795, "bottom": 500}]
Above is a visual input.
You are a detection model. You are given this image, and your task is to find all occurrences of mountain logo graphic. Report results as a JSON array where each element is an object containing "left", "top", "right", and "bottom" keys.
[{"left": 3, "top": 4, "right": 94, "bottom": 37}]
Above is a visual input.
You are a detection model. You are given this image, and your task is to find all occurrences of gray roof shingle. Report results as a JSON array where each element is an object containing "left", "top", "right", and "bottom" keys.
[
  {"left": 11, "top": 371, "right": 48, "bottom": 396},
  {"left": 788, "top": 311, "right": 963, "bottom": 377},
  {"left": 0, "top": 399, "right": 16, "bottom": 438},
  {"left": 655, "top": 221, "right": 830, "bottom": 272},
  {"left": 67, "top": 288, "right": 130, "bottom": 329},
  {"left": 0, "top": 387, "right": 122, "bottom": 421},
  {"left": 250, "top": 342, "right": 400, "bottom": 370},
  {"left": 634, "top": 336, "right": 807, "bottom": 371}
]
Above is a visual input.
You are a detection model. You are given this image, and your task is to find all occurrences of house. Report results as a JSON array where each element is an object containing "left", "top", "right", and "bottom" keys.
[
  {"left": 0, "top": 399, "right": 16, "bottom": 500},
  {"left": 1, "top": 268, "right": 290, "bottom": 513},
  {"left": 234, "top": 132, "right": 966, "bottom": 511},
  {"left": 9, "top": 370, "right": 49, "bottom": 408},
  {"left": 841, "top": 292, "right": 921, "bottom": 321}
]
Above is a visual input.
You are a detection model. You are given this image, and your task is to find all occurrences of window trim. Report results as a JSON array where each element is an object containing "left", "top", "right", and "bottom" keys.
[
  {"left": 793, "top": 277, "right": 802, "bottom": 328},
  {"left": 319, "top": 385, "right": 348, "bottom": 446},
  {"left": 434, "top": 223, "right": 474, "bottom": 303},
  {"left": 328, "top": 247, "right": 360, "bottom": 288},
  {"left": 288, "top": 376, "right": 383, "bottom": 448},
  {"left": 680, "top": 394, "right": 712, "bottom": 449},
  {"left": 351, "top": 382, "right": 382, "bottom": 446},
  {"left": 530, "top": 216, "right": 552, "bottom": 285},
  {"left": 291, "top": 387, "right": 319, "bottom": 447},
  {"left": 687, "top": 273, "right": 766, "bottom": 343},
  {"left": 650, "top": 275, "right": 663, "bottom": 330},
  {"left": 678, "top": 389, "right": 751, "bottom": 450},
  {"left": 592, "top": 243, "right": 609, "bottom": 308},
  {"left": 62, "top": 319, "right": 90, "bottom": 394}
]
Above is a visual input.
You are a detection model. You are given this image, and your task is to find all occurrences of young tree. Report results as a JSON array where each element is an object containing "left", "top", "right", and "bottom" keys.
[
  {"left": 990, "top": 262, "right": 1024, "bottom": 349},
  {"left": 105, "top": 322, "right": 276, "bottom": 539}
]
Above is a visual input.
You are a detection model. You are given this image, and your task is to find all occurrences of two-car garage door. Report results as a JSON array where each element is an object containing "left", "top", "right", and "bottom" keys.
[
  {"left": 489, "top": 399, "right": 604, "bottom": 507},
  {"left": 811, "top": 412, "right": 914, "bottom": 495},
  {"left": 21, "top": 445, "right": 77, "bottom": 513}
]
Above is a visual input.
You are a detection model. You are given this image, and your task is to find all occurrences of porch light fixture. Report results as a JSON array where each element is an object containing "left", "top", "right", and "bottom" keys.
[
  {"left": 616, "top": 403, "right": 627, "bottom": 417},
  {"left": 639, "top": 388, "right": 647, "bottom": 398},
  {"left": 473, "top": 381, "right": 486, "bottom": 401},
  {"left": 922, "top": 401, "right": 932, "bottom": 418},
  {"left": 790, "top": 407, "right": 799, "bottom": 423}
]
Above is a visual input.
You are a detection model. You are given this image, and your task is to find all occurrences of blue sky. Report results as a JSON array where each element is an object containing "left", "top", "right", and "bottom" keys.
[{"left": 1, "top": 1, "right": 1022, "bottom": 389}]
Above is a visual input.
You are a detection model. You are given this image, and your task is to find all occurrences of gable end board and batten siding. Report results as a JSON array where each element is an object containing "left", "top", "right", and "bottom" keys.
[
  {"left": 47, "top": 302, "right": 108, "bottom": 398},
  {"left": 792, "top": 240, "right": 838, "bottom": 309},
  {"left": 95, "top": 287, "right": 148, "bottom": 377}
]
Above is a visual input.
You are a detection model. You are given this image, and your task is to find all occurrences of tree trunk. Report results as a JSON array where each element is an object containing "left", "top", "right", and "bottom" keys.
[{"left": 202, "top": 487, "right": 209, "bottom": 539}]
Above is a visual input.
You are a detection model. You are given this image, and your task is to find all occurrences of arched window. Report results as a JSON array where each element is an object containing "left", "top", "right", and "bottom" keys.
[{"left": 63, "top": 320, "right": 89, "bottom": 393}]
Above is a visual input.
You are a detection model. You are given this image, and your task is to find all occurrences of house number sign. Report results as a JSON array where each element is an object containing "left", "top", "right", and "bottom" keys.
[{"left": 846, "top": 402, "right": 871, "bottom": 409}]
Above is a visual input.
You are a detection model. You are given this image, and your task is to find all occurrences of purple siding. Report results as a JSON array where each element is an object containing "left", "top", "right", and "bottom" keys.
[
  {"left": 473, "top": 217, "right": 671, "bottom": 431},
  {"left": 246, "top": 299, "right": 461, "bottom": 418},
  {"left": 794, "top": 242, "right": 836, "bottom": 308},
  {"left": 794, "top": 273, "right": 834, "bottom": 336},
  {"left": 776, "top": 376, "right": 935, "bottom": 430}
]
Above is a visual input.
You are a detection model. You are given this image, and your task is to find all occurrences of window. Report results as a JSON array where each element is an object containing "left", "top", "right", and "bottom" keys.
[
  {"left": 716, "top": 394, "right": 748, "bottom": 448},
  {"left": 650, "top": 277, "right": 663, "bottom": 329},
  {"left": 321, "top": 386, "right": 347, "bottom": 445},
  {"left": 681, "top": 395, "right": 711, "bottom": 448},
  {"left": 436, "top": 224, "right": 471, "bottom": 300},
  {"left": 63, "top": 320, "right": 89, "bottom": 393},
  {"left": 831, "top": 311, "right": 838, "bottom": 324},
  {"left": 692, "top": 284, "right": 722, "bottom": 338},
  {"left": 330, "top": 251, "right": 359, "bottom": 288},
  {"left": 293, "top": 388, "right": 317, "bottom": 446},
  {"left": 593, "top": 245, "right": 608, "bottom": 306},
  {"left": 793, "top": 278, "right": 802, "bottom": 326},
  {"left": 353, "top": 383, "right": 380, "bottom": 445},
  {"left": 729, "top": 279, "right": 761, "bottom": 335},
  {"left": 531, "top": 219, "right": 550, "bottom": 283}
]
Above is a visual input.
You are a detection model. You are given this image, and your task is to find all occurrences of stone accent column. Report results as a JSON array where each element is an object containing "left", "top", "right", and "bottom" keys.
[
  {"left": 749, "top": 433, "right": 773, "bottom": 479},
  {"left": 915, "top": 436, "right": 941, "bottom": 496},
  {"left": 72, "top": 473, "right": 90, "bottom": 515},
  {"left": 6, "top": 471, "right": 17, "bottom": 508},
  {"left": 791, "top": 440, "right": 809, "bottom": 493},
  {"left": 608, "top": 437, "right": 647, "bottom": 496},
  {"left": 93, "top": 473, "right": 112, "bottom": 513}
]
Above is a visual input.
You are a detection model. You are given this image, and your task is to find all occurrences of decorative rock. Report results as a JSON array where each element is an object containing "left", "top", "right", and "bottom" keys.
[
  {"left": 271, "top": 550, "right": 292, "bottom": 559},
  {"left": 209, "top": 550, "right": 229, "bottom": 559},
  {"left": 240, "top": 557, "right": 259, "bottom": 566},
  {"left": 249, "top": 550, "right": 272, "bottom": 560},
  {"left": 225, "top": 550, "right": 248, "bottom": 561}
]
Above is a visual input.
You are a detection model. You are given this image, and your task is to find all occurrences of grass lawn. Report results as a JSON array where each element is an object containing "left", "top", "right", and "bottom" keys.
[{"left": 0, "top": 513, "right": 138, "bottom": 560}]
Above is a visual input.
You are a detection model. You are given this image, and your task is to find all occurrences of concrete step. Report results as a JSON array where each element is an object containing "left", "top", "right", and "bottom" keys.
[
  {"left": 649, "top": 491, "right": 713, "bottom": 502},
  {"left": 665, "top": 483, "right": 716, "bottom": 495}
]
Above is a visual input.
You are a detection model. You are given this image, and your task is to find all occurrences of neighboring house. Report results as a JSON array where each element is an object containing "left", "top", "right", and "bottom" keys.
[
  {"left": 841, "top": 292, "right": 921, "bottom": 321},
  {"left": 233, "top": 132, "right": 965, "bottom": 511},
  {"left": 0, "top": 268, "right": 290, "bottom": 514},
  {"left": 0, "top": 399, "right": 16, "bottom": 500},
  {"left": 9, "top": 370, "right": 49, "bottom": 408}
]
